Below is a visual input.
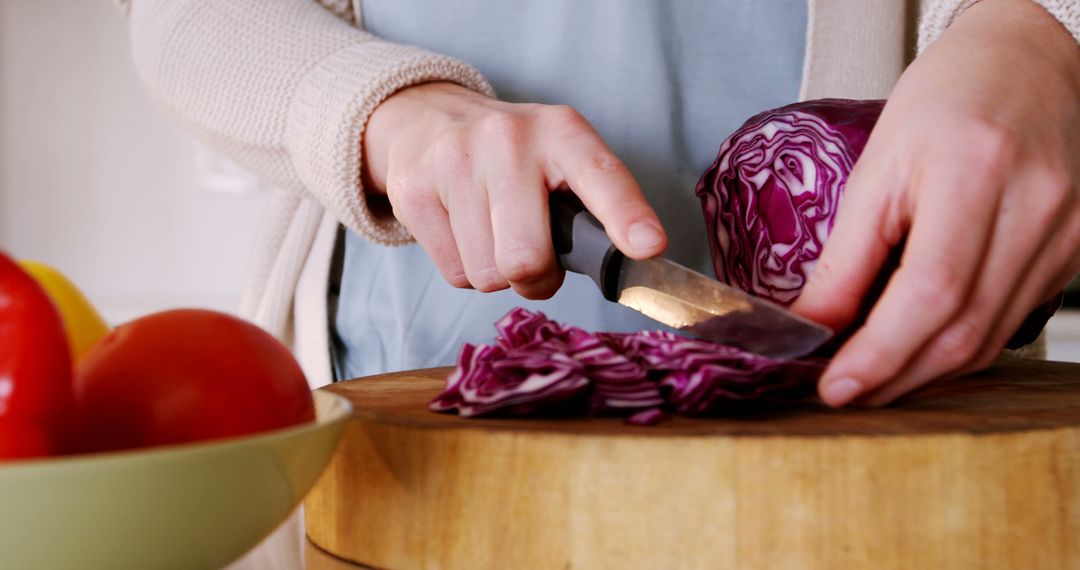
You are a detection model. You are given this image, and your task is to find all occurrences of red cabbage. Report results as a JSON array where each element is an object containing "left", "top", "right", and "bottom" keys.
[
  {"left": 697, "top": 99, "right": 884, "bottom": 305},
  {"left": 430, "top": 308, "right": 824, "bottom": 421},
  {"left": 695, "top": 98, "right": 1058, "bottom": 348},
  {"left": 625, "top": 408, "right": 670, "bottom": 426}
]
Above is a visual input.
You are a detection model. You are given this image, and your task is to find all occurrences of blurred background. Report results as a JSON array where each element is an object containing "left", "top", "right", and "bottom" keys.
[
  {"left": 2, "top": 0, "right": 1078, "bottom": 360},
  {"left": 0, "top": 0, "right": 267, "bottom": 323}
]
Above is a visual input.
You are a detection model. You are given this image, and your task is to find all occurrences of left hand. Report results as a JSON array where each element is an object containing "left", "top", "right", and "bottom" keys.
[{"left": 791, "top": 0, "right": 1080, "bottom": 407}]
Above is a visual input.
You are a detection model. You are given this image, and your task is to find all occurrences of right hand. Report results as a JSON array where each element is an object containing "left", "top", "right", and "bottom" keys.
[{"left": 362, "top": 82, "right": 668, "bottom": 299}]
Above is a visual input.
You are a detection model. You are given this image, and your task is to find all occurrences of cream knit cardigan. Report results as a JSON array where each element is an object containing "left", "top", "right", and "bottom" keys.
[{"left": 116, "top": 0, "right": 1079, "bottom": 391}]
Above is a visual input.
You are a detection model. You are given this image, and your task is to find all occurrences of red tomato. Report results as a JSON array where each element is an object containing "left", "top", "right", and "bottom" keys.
[
  {"left": 0, "top": 419, "right": 52, "bottom": 460},
  {"left": 0, "top": 251, "right": 73, "bottom": 453},
  {"left": 74, "top": 309, "right": 315, "bottom": 452}
]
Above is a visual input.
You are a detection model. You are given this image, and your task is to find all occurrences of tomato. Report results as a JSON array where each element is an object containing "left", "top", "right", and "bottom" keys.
[
  {"left": 0, "top": 419, "right": 52, "bottom": 460},
  {"left": 74, "top": 309, "right": 315, "bottom": 453},
  {"left": 0, "top": 251, "right": 73, "bottom": 453}
]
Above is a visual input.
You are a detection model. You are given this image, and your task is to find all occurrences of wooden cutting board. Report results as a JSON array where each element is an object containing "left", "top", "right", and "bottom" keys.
[{"left": 305, "top": 359, "right": 1080, "bottom": 570}]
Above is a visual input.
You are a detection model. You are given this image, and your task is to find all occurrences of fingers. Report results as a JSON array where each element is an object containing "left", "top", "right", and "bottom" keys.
[
  {"left": 386, "top": 99, "right": 655, "bottom": 298},
  {"left": 483, "top": 132, "right": 564, "bottom": 299},
  {"left": 817, "top": 166, "right": 1001, "bottom": 407},
  {"left": 790, "top": 153, "right": 903, "bottom": 332},
  {"left": 960, "top": 197, "right": 1080, "bottom": 370},
  {"left": 856, "top": 179, "right": 1058, "bottom": 406},
  {"left": 445, "top": 182, "right": 510, "bottom": 293},
  {"left": 387, "top": 172, "right": 469, "bottom": 288},
  {"left": 539, "top": 106, "right": 667, "bottom": 259}
]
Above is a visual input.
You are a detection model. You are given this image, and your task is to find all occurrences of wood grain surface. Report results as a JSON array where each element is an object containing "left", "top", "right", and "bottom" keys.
[{"left": 305, "top": 359, "right": 1080, "bottom": 570}]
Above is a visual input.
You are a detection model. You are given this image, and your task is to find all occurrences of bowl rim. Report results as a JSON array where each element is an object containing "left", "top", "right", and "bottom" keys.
[{"left": 0, "top": 390, "right": 353, "bottom": 473}]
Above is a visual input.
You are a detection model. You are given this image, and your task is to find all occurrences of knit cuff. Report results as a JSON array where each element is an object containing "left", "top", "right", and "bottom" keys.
[
  {"left": 285, "top": 40, "right": 495, "bottom": 245},
  {"left": 919, "top": 0, "right": 1080, "bottom": 54}
]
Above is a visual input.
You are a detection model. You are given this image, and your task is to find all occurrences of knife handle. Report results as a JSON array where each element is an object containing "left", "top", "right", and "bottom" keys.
[{"left": 549, "top": 191, "right": 623, "bottom": 301}]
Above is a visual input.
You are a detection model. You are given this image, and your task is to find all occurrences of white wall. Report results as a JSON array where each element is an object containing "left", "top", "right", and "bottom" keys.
[
  {"left": 0, "top": 0, "right": 267, "bottom": 323},
  {"left": 1047, "top": 312, "right": 1080, "bottom": 362}
]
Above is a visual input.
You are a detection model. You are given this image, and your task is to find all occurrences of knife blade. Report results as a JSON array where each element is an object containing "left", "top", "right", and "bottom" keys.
[{"left": 549, "top": 191, "right": 832, "bottom": 359}]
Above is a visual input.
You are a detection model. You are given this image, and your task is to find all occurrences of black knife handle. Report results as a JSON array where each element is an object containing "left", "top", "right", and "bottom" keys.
[{"left": 549, "top": 191, "right": 623, "bottom": 301}]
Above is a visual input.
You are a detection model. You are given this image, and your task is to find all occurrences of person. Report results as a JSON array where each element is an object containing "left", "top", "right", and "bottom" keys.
[
  {"left": 114, "top": 1, "right": 1078, "bottom": 566},
  {"left": 114, "top": 0, "right": 1079, "bottom": 406}
]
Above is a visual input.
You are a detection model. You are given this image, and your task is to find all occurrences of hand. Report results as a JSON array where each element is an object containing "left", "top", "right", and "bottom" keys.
[
  {"left": 362, "top": 82, "right": 667, "bottom": 299},
  {"left": 791, "top": 0, "right": 1080, "bottom": 406}
]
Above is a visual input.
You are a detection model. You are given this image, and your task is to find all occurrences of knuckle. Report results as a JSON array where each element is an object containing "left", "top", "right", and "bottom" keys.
[
  {"left": 542, "top": 104, "right": 587, "bottom": 132},
  {"left": 386, "top": 174, "right": 432, "bottom": 220},
  {"left": 963, "top": 119, "right": 1021, "bottom": 172},
  {"left": 1035, "top": 166, "right": 1074, "bottom": 212},
  {"left": 476, "top": 111, "right": 527, "bottom": 144},
  {"left": 468, "top": 266, "right": 509, "bottom": 293},
  {"left": 907, "top": 266, "right": 964, "bottom": 313},
  {"left": 385, "top": 172, "right": 415, "bottom": 203},
  {"left": 804, "top": 258, "right": 837, "bottom": 290},
  {"left": 429, "top": 134, "right": 471, "bottom": 176},
  {"left": 583, "top": 151, "right": 626, "bottom": 178},
  {"left": 435, "top": 258, "right": 470, "bottom": 289},
  {"left": 803, "top": 260, "right": 863, "bottom": 318},
  {"left": 515, "top": 102, "right": 546, "bottom": 115},
  {"left": 445, "top": 271, "right": 471, "bottom": 289},
  {"left": 496, "top": 246, "right": 551, "bottom": 283},
  {"left": 1013, "top": 165, "right": 1073, "bottom": 231},
  {"left": 930, "top": 319, "right": 983, "bottom": 370},
  {"left": 486, "top": 177, "right": 521, "bottom": 202}
]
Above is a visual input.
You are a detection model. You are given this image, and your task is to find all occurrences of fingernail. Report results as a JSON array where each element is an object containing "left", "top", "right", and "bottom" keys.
[
  {"left": 821, "top": 377, "right": 862, "bottom": 407},
  {"left": 627, "top": 222, "right": 663, "bottom": 251}
]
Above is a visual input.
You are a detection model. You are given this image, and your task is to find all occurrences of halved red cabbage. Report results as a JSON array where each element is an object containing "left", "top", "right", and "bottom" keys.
[
  {"left": 430, "top": 308, "right": 824, "bottom": 421},
  {"left": 695, "top": 98, "right": 1059, "bottom": 348},
  {"left": 696, "top": 99, "right": 884, "bottom": 305}
]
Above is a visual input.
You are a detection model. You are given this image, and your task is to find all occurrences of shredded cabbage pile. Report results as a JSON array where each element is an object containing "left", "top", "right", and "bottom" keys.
[{"left": 430, "top": 308, "right": 824, "bottom": 424}]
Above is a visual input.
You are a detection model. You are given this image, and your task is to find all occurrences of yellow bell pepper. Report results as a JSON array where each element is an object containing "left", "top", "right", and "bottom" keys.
[{"left": 17, "top": 260, "right": 111, "bottom": 362}]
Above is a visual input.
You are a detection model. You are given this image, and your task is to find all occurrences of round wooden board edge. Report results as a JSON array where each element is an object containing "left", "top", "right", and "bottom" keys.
[{"left": 319, "top": 360, "right": 1080, "bottom": 438}]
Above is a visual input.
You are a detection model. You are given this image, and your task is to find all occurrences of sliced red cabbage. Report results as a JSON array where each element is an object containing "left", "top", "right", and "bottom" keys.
[
  {"left": 430, "top": 308, "right": 822, "bottom": 421},
  {"left": 625, "top": 408, "right": 670, "bottom": 426}
]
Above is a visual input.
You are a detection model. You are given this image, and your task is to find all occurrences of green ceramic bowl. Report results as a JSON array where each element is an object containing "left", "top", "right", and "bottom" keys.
[{"left": 0, "top": 390, "right": 351, "bottom": 570}]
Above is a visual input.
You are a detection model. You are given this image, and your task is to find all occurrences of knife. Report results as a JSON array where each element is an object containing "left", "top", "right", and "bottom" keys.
[{"left": 549, "top": 191, "right": 832, "bottom": 360}]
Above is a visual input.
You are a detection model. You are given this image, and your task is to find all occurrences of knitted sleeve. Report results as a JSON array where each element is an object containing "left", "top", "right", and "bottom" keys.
[
  {"left": 120, "top": 0, "right": 494, "bottom": 245},
  {"left": 919, "top": 0, "right": 1080, "bottom": 53}
]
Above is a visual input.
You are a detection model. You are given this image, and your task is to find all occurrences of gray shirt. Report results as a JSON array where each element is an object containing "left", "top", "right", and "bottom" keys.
[{"left": 333, "top": 0, "right": 807, "bottom": 379}]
